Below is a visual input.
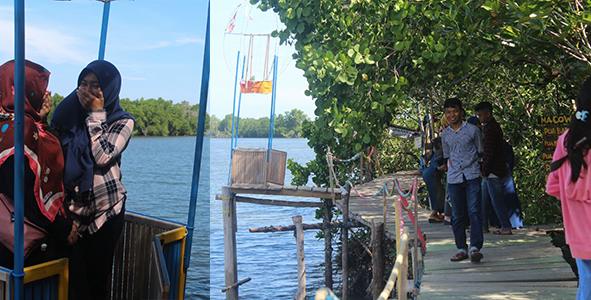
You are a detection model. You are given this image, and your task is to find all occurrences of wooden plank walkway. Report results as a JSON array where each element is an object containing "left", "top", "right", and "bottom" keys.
[
  {"left": 335, "top": 171, "right": 419, "bottom": 240},
  {"left": 335, "top": 171, "right": 578, "bottom": 299},
  {"left": 228, "top": 183, "right": 341, "bottom": 199}
]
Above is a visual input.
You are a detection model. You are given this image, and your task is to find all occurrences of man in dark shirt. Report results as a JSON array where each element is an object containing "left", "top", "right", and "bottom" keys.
[{"left": 476, "top": 101, "right": 512, "bottom": 235}]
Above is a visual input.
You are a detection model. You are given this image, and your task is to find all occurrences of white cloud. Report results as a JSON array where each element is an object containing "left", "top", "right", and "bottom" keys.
[
  {"left": 136, "top": 36, "right": 204, "bottom": 50},
  {"left": 175, "top": 37, "right": 203, "bottom": 45},
  {"left": 122, "top": 76, "right": 146, "bottom": 81},
  {"left": 0, "top": 17, "right": 92, "bottom": 65}
]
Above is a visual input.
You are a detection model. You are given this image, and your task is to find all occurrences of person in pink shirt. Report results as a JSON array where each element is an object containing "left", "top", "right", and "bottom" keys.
[{"left": 546, "top": 78, "right": 591, "bottom": 300}]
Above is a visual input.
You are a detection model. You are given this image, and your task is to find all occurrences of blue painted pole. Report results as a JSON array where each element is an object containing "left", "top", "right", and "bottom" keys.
[
  {"left": 234, "top": 56, "right": 246, "bottom": 150},
  {"left": 229, "top": 52, "right": 240, "bottom": 150},
  {"left": 185, "top": 0, "right": 210, "bottom": 273},
  {"left": 227, "top": 56, "right": 246, "bottom": 185},
  {"left": 98, "top": 0, "right": 111, "bottom": 60},
  {"left": 267, "top": 55, "right": 279, "bottom": 160},
  {"left": 13, "top": 0, "right": 25, "bottom": 298}
]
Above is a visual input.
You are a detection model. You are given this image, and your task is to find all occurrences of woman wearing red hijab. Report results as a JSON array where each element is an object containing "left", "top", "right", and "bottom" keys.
[{"left": 0, "top": 60, "right": 77, "bottom": 268}]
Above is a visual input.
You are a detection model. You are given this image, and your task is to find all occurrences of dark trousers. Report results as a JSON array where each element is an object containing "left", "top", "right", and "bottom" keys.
[
  {"left": 448, "top": 177, "right": 483, "bottom": 251},
  {"left": 482, "top": 177, "right": 512, "bottom": 230},
  {"left": 421, "top": 163, "right": 445, "bottom": 212},
  {"left": 69, "top": 211, "right": 124, "bottom": 300}
]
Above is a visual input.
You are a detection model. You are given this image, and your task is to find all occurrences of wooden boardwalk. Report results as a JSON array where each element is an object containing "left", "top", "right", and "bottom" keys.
[
  {"left": 228, "top": 183, "right": 340, "bottom": 199},
  {"left": 336, "top": 172, "right": 578, "bottom": 299},
  {"left": 335, "top": 171, "right": 418, "bottom": 240}
]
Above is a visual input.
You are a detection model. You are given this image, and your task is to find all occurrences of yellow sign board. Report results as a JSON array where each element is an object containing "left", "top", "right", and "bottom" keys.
[{"left": 539, "top": 115, "right": 570, "bottom": 160}]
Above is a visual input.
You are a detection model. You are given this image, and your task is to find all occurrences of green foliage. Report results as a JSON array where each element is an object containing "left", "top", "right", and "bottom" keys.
[
  {"left": 212, "top": 108, "right": 309, "bottom": 138},
  {"left": 252, "top": 0, "right": 591, "bottom": 225},
  {"left": 120, "top": 98, "right": 198, "bottom": 136},
  {"left": 46, "top": 93, "right": 65, "bottom": 125},
  {"left": 287, "top": 158, "right": 311, "bottom": 186}
]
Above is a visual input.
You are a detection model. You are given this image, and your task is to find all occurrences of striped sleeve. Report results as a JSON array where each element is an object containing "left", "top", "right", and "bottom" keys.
[{"left": 86, "top": 112, "right": 134, "bottom": 167}]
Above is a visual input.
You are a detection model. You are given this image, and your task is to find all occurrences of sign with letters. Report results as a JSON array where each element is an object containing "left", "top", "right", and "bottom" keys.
[{"left": 539, "top": 115, "right": 571, "bottom": 160}]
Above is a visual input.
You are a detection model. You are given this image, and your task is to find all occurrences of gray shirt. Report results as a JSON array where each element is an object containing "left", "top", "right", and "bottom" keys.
[{"left": 441, "top": 122, "right": 483, "bottom": 184}]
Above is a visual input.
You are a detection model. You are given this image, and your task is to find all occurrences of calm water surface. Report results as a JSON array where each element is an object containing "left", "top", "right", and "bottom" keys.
[{"left": 122, "top": 137, "right": 328, "bottom": 299}]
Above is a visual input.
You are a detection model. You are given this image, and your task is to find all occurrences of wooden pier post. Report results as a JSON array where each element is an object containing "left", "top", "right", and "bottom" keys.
[
  {"left": 412, "top": 184, "right": 419, "bottom": 286},
  {"left": 222, "top": 187, "right": 239, "bottom": 300},
  {"left": 370, "top": 221, "right": 385, "bottom": 299},
  {"left": 293, "top": 215, "right": 306, "bottom": 300},
  {"left": 323, "top": 198, "right": 334, "bottom": 290},
  {"left": 341, "top": 186, "right": 351, "bottom": 300},
  {"left": 394, "top": 198, "right": 402, "bottom": 252}
]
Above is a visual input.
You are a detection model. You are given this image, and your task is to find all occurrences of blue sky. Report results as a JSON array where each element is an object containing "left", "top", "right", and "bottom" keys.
[
  {"left": 0, "top": 0, "right": 314, "bottom": 119},
  {"left": 211, "top": 0, "right": 314, "bottom": 118}
]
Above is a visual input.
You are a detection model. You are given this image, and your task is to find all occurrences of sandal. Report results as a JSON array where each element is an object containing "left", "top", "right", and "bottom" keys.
[
  {"left": 492, "top": 229, "right": 512, "bottom": 235},
  {"left": 450, "top": 251, "right": 469, "bottom": 262},
  {"left": 428, "top": 215, "right": 444, "bottom": 223}
]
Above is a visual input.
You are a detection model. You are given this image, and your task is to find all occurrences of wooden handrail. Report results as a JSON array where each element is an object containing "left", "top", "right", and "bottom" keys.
[
  {"left": 23, "top": 258, "right": 69, "bottom": 300},
  {"left": 378, "top": 230, "right": 409, "bottom": 300},
  {"left": 313, "top": 174, "right": 423, "bottom": 300},
  {"left": 156, "top": 226, "right": 188, "bottom": 299}
]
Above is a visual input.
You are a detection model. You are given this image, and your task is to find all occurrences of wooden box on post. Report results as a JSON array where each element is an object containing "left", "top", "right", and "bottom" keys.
[{"left": 231, "top": 148, "right": 287, "bottom": 186}]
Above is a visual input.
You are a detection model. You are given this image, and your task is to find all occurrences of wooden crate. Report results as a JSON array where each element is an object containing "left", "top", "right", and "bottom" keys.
[
  {"left": 267, "top": 149, "right": 287, "bottom": 185},
  {"left": 231, "top": 148, "right": 287, "bottom": 186}
]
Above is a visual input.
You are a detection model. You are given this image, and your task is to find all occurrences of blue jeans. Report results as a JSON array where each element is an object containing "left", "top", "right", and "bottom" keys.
[
  {"left": 578, "top": 259, "right": 591, "bottom": 300},
  {"left": 481, "top": 180, "right": 498, "bottom": 230},
  {"left": 448, "top": 177, "right": 483, "bottom": 251},
  {"left": 421, "top": 163, "right": 444, "bottom": 212},
  {"left": 503, "top": 175, "right": 523, "bottom": 228},
  {"left": 482, "top": 177, "right": 512, "bottom": 230}
]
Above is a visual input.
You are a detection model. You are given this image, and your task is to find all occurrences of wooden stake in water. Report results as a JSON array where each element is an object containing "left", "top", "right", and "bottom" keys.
[
  {"left": 341, "top": 185, "right": 351, "bottom": 300},
  {"left": 292, "top": 215, "right": 306, "bottom": 300},
  {"left": 222, "top": 187, "right": 238, "bottom": 300}
]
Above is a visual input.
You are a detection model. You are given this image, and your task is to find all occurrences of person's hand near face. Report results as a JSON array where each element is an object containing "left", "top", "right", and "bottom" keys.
[
  {"left": 77, "top": 72, "right": 104, "bottom": 112},
  {"left": 39, "top": 91, "right": 52, "bottom": 121}
]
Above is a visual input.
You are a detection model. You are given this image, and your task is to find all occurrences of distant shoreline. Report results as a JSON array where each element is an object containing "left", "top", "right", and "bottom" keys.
[{"left": 131, "top": 135, "right": 304, "bottom": 139}]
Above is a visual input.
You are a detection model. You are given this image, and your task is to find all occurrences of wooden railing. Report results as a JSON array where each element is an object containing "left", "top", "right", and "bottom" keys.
[
  {"left": 315, "top": 175, "right": 424, "bottom": 300},
  {"left": 378, "top": 229, "right": 410, "bottom": 300},
  {"left": 0, "top": 267, "right": 10, "bottom": 299},
  {"left": 377, "top": 177, "right": 423, "bottom": 300},
  {"left": 147, "top": 228, "right": 188, "bottom": 300},
  {"left": 156, "top": 226, "right": 188, "bottom": 300},
  {"left": 23, "top": 258, "right": 69, "bottom": 300},
  {"left": 109, "top": 212, "right": 187, "bottom": 300},
  {"left": 0, "top": 212, "right": 187, "bottom": 300},
  {"left": 0, "top": 258, "right": 69, "bottom": 300}
]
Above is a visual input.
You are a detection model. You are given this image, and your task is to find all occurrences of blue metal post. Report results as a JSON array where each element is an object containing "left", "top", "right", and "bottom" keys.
[
  {"left": 229, "top": 52, "right": 240, "bottom": 150},
  {"left": 227, "top": 56, "right": 246, "bottom": 185},
  {"left": 185, "top": 0, "right": 210, "bottom": 273},
  {"left": 13, "top": 0, "right": 25, "bottom": 298},
  {"left": 234, "top": 56, "right": 246, "bottom": 149},
  {"left": 267, "top": 55, "right": 279, "bottom": 160},
  {"left": 98, "top": 0, "right": 111, "bottom": 60}
]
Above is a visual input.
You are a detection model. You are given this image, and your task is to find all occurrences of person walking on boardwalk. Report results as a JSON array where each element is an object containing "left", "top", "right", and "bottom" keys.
[
  {"left": 546, "top": 77, "right": 591, "bottom": 300},
  {"left": 52, "top": 60, "right": 134, "bottom": 300},
  {"left": 476, "top": 101, "right": 512, "bottom": 235},
  {"left": 420, "top": 137, "right": 445, "bottom": 223},
  {"left": 440, "top": 97, "right": 484, "bottom": 263}
]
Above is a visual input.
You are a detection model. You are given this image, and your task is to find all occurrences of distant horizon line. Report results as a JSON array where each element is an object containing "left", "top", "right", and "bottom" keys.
[{"left": 47, "top": 92, "right": 315, "bottom": 120}]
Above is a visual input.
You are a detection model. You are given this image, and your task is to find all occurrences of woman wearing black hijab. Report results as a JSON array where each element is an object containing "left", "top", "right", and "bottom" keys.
[{"left": 52, "top": 60, "right": 134, "bottom": 300}]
